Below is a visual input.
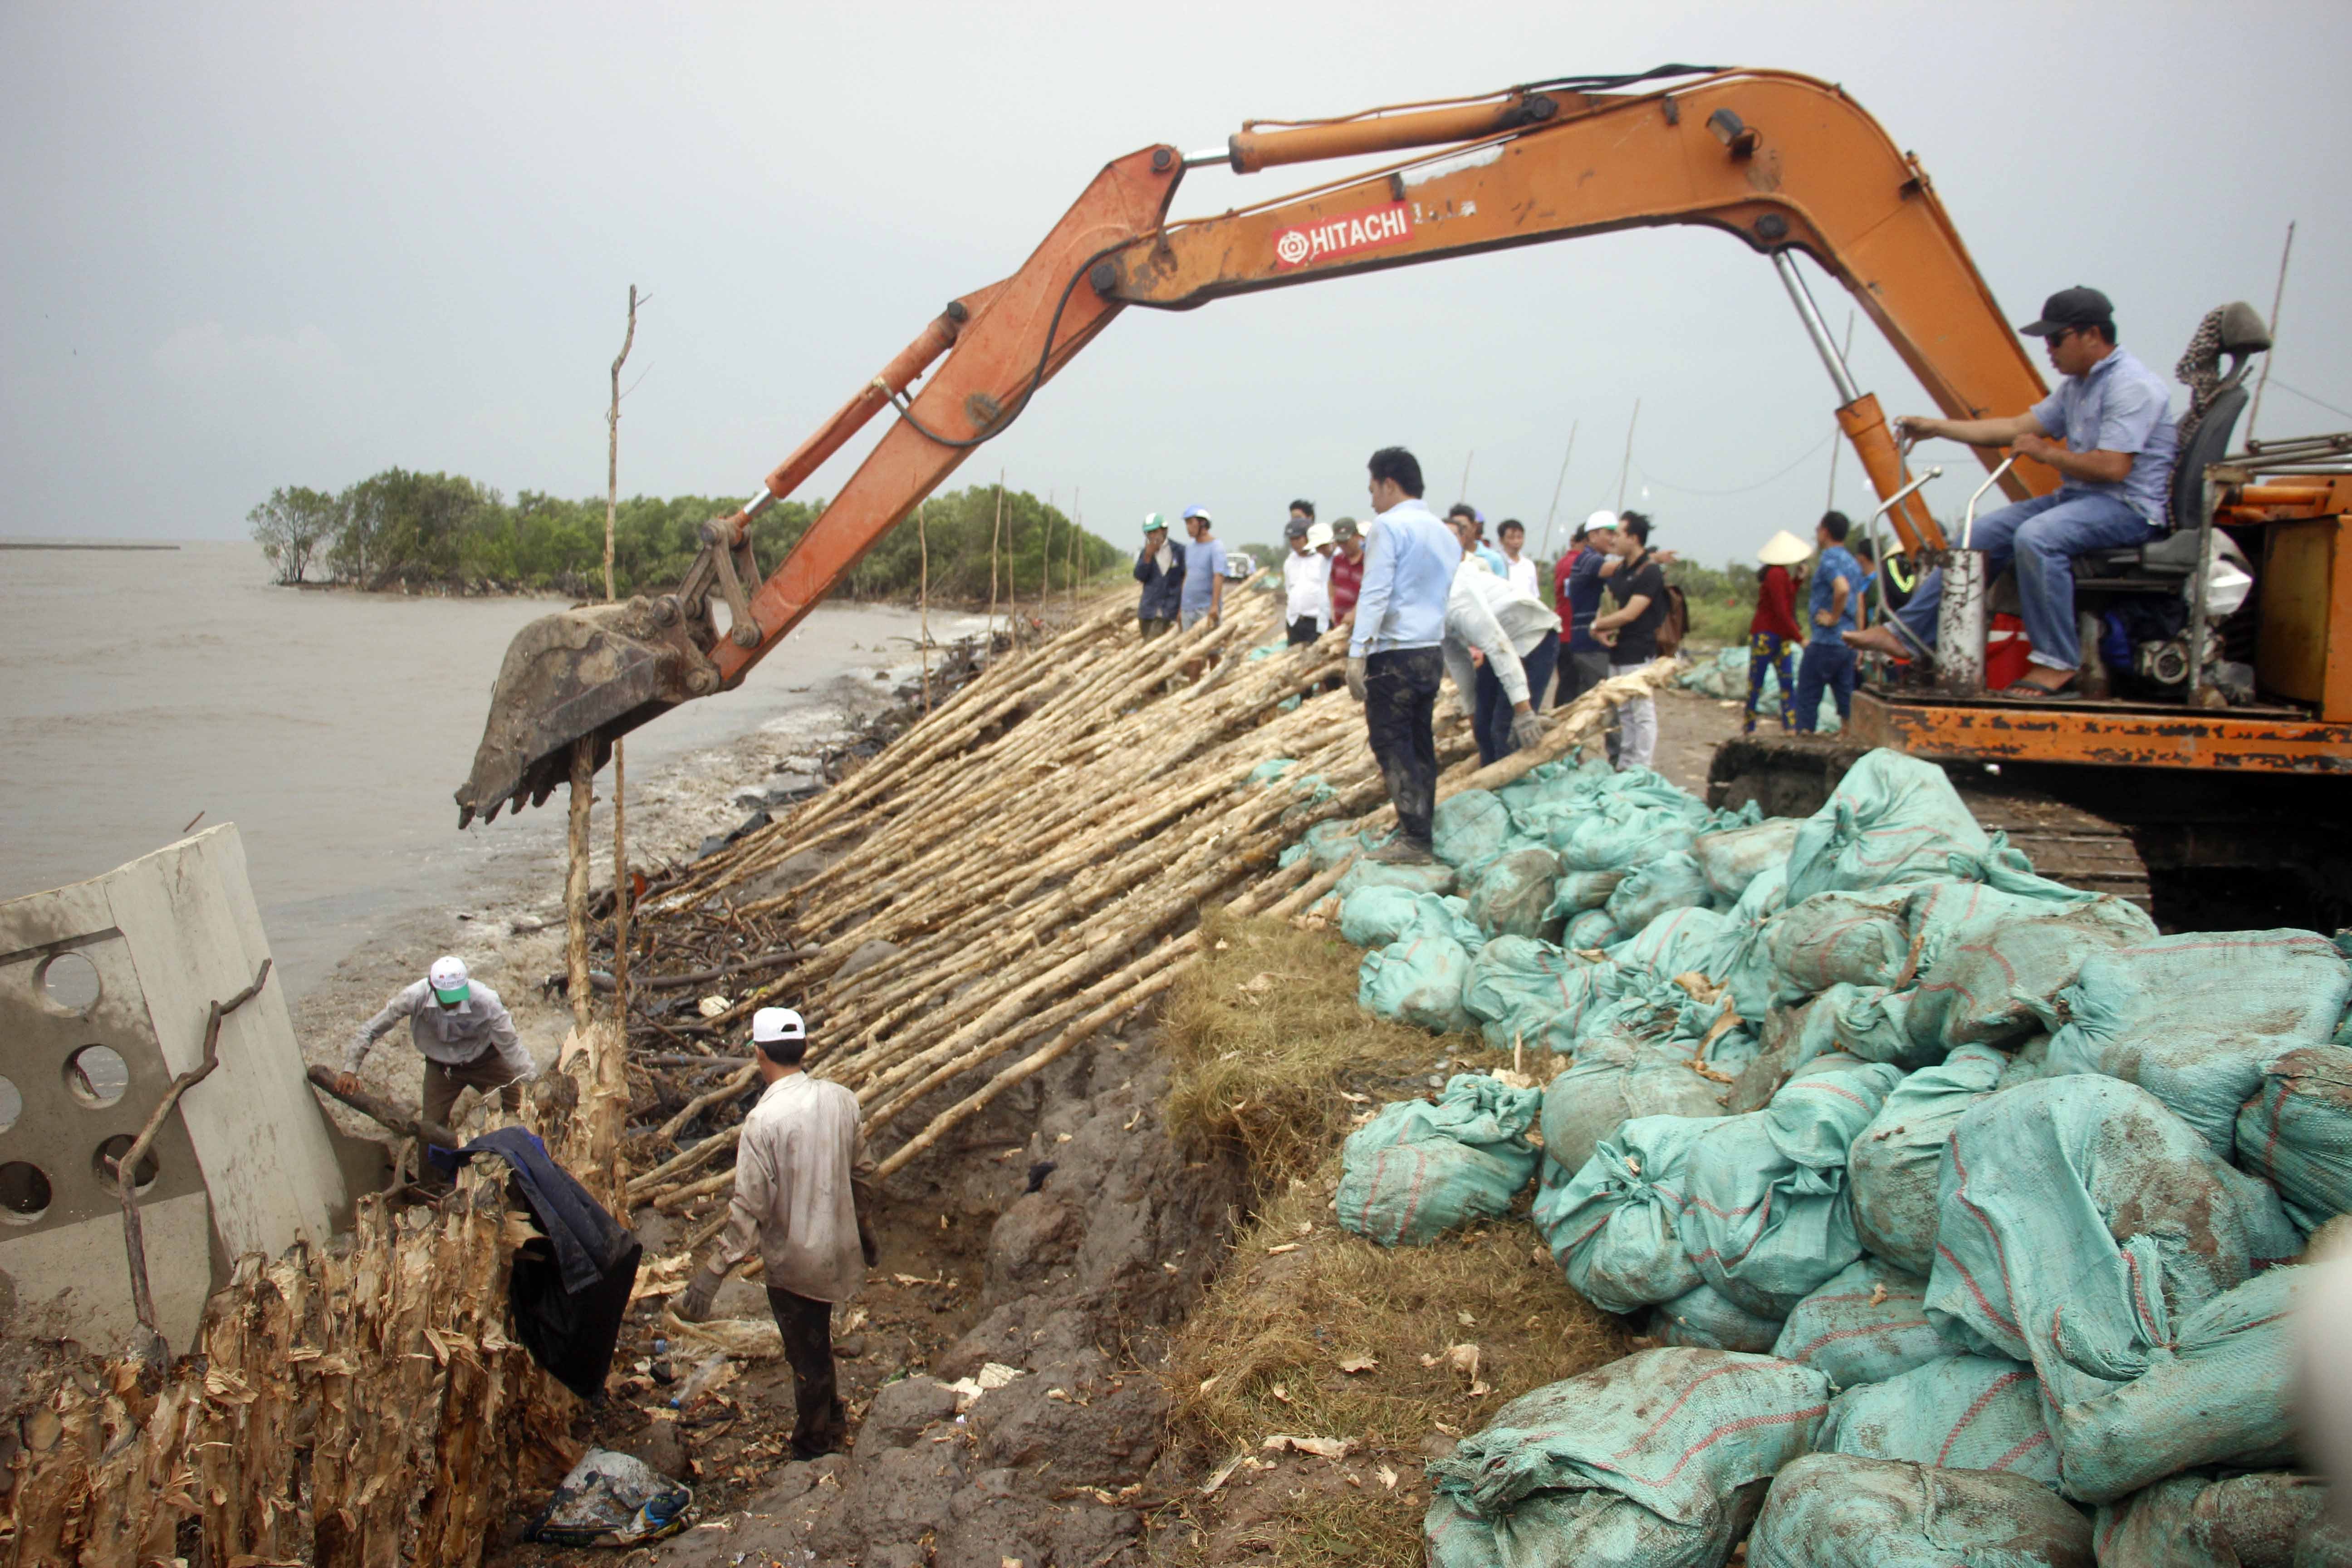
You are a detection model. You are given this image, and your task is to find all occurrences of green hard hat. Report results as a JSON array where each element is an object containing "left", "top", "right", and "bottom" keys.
[{"left": 1142, "top": 512, "right": 1168, "bottom": 534}]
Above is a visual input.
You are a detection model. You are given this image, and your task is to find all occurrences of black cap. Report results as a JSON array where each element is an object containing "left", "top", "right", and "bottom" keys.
[{"left": 2021, "top": 286, "right": 2114, "bottom": 337}]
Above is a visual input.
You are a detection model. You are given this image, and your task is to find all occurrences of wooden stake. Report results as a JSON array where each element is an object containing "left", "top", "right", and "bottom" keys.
[
  {"left": 1616, "top": 398, "right": 1641, "bottom": 512},
  {"left": 987, "top": 469, "right": 1004, "bottom": 659},
  {"left": 567, "top": 739, "right": 594, "bottom": 1031},
  {"left": 917, "top": 500, "right": 932, "bottom": 716},
  {"left": 2248, "top": 219, "right": 2296, "bottom": 441},
  {"left": 1537, "top": 419, "right": 1578, "bottom": 560},
  {"left": 605, "top": 286, "right": 640, "bottom": 1018}
]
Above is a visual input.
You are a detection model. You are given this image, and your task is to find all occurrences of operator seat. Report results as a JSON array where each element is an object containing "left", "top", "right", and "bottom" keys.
[{"left": 2073, "top": 301, "right": 2272, "bottom": 587}]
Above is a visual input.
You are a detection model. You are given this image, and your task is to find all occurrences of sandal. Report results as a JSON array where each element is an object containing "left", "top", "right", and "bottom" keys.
[{"left": 1999, "top": 679, "right": 2079, "bottom": 702}]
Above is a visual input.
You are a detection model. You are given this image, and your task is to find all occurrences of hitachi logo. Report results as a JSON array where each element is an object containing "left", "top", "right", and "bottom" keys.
[{"left": 1273, "top": 201, "right": 1414, "bottom": 269}]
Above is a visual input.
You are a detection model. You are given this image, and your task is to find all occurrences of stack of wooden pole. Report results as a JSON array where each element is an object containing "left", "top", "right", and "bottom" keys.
[{"left": 625, "top": 577, "right": 1676, "bottom": 1224}]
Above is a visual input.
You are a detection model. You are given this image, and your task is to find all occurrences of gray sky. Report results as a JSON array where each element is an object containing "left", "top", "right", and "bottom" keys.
[{"left": 5, "top": 1, "right": 2347, "bottom": 566}]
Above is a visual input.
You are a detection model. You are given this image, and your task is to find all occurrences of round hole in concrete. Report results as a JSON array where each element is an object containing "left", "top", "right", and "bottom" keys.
[
  {"left": 0, "top": 1163, "right": 51, "bottom": 1225},
  {"left": 93, "top": 1136, "right": 159, "bottom": 1195},
  {"left": 63, "top": 1045, "right": 130, "bottom": 1109},
  {"left": 37, "top": 952, "right": 100, "bottom": 1015},
  {"left": 0, "top": 1078, "right": 18, "bottom": 1136}
]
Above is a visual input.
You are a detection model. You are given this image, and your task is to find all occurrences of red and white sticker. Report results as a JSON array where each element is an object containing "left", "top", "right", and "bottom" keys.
[{"left": 1272, "top": 201, "right": 1415, "bottom": 270}]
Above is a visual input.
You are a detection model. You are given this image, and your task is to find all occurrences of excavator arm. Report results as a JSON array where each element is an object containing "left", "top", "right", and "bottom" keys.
[{"left": 456, "top": 66, "right": 2056, "bottom": 824}]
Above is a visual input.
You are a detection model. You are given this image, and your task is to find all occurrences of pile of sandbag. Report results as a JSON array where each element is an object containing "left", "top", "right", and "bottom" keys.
[{"left": 1312, "top": 747, "right": 2352, "bottom": 1566}]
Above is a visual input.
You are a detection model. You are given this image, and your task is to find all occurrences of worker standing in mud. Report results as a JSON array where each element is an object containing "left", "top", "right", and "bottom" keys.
[
  {"left": 678, "top": 1008, "right": 878, "bottom": 1461},
  {"left": 337, "top": 955, "right": 529, "bottom": 1135},
  {"left": 1347, "top": 446, "right": 1459, "bottom": 864}
]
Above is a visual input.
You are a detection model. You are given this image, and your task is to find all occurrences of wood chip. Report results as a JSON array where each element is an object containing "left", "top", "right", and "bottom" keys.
[
  {"left": 1376, "top": 1463, "right": 1400, "bottom": 1491},
  {"left": 1337, "top": 1355, "right": 1377, "bottom": 1375},
  {"left": 1262, "top": 1434, "right": 1355, "bottom": 1460}
]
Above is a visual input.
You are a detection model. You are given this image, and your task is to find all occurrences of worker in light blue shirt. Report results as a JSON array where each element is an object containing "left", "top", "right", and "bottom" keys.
[
  {"left": 1176, "top": 505, "right": 1227, "bottom": 628},
  {"left": 1347, "top": 447, "right": 1461, "bottom": 864},
  {"left": 1846, "top": 285, "right": 2177, "bottom": 701},
  {"left": 1446, "top": 505, "right": 1509, "bottom": 577}
]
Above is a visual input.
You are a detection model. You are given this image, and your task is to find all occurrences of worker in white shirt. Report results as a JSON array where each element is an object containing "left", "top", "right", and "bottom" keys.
[
  {"left": 1281, "top": 517, "right": 1333, "bottom": 645},
  {"left": 1445, "top": 557, "right": 1561, "bottom": 766},
  {"left": 677, "top": 1007, "right": 878, "bottom": 1460},
  {"left": 337, "top": 955, "right": 529, "bottom": 1138},
  {"left": 1497, "top": 518, "right": 1541, "bottom": 600}
]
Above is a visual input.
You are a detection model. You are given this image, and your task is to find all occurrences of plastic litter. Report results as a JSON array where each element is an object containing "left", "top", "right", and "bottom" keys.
[
  {"left": 529, "top": 1447, "right": 693, "bottom": 1547},
  {"left": 1465, "top": 846, "right": 1564, "bottom": 941},
  {"left": 1750, "top": 1454, "right": 2091, "bottom": 1568},
  {"left": 1534, "top": 1115, "right": 1711, "bottom": 1313},
  {"left": 1653, "top": 1282, "right": 1784, "bottom": 1352},
  {"left": 1784, "top": 750, "right": 1989, "bottom": 904},
  {"left": 1772, "top": 1256, "right": 1966, "bottom": 1389},
  {"left": 2045, "top": 929, "right": 2352, "bottom": 1157},
  {"left": 1336, "top": 1073, "right": 1543, "bottom": 1245},
  {"left": 1817, "top": 1354, "right": 2059, "bottom": 1488},
  {"left": 2092, "top": 1470, "right": 2334, "bottom": 1568},
  {"left": 1690, "top": 818, "right": 1801, "bottom": 904},
  {"left": 2235, "top": 1045, "right": 2352, "bottom": 1230},
  {"left": 1424, "top": 1349, "right": 1828, "bottom": 1568},
  {"left": 1847, "top": 1043, "right": 2007, "bottom": 1274}
]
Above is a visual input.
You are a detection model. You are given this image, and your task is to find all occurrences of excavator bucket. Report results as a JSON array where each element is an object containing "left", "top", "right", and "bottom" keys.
[{"left": 453, "top": 598, "right": 719, "bottom": 827}]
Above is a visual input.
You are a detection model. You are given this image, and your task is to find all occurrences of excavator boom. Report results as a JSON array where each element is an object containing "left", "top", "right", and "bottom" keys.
[{"left": 458, "top": 66, "right": 2072, "bottom": 823}]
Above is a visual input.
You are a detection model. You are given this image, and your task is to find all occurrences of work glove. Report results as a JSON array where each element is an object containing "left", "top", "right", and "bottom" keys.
[
  {"left": 859, "top": 1215, "right": 881, "bottom": 1269},
  {"left": 676, "top": 1263, "right": 723, "bottom": 1323},
  {"left": 1509, "top": 710, "right": 1546, "bottom": 754},
  {"left": 1344, "top": 656, "right": 1368, "bottom": 705}
]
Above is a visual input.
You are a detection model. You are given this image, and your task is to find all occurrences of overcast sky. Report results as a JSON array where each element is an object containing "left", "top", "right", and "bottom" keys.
[{"left": 5, "top": 1, "right": 2347, "bottom": 565}]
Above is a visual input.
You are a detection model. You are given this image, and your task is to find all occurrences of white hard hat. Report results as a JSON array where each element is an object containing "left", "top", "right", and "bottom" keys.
[
  {"left": 1306, "top": 521, "right": 1333, "bottom": 549},
  {"left": 428, "top": 956, "right": 470, "bottom": 1003},
  {"left": 1585, "top": 510, "right": 1620, "bottom": 532},
  {"left": 752, "top": 1007, "right": 806, "bottom": 1045}
]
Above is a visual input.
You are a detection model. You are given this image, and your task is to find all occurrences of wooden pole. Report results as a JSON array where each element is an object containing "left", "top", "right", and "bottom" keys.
[
  {"left": 917, "top": 500, "right": 932, "bottom": 716},
  {"left": 567, "top": 739, "right": 594, "bottom": 1031},
  {"left": 1538, "top": 419, "right": 1578, "bottom": 559},
  {"left": 605, "top": 286, "right": 640, "bottom": 1020},
  {"left": 987, "top": 471, "right": 1004, "bottom": 661},
  {"left": 1457, "top": 450, "right": 1475, "bottom": 510},
  {"left": 1041, "top": 489, "right": 1055, "bottom": 613},
  {"left": 1615, "top": 399, "right": 1641, "bottom": 512},
  {"left": 2248, "top": 219, "right": 2296, "bottom": 441}
]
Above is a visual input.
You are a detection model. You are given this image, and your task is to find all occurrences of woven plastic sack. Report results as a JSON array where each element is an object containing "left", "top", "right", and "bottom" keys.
[
  {"left": 1760, "top": 889, "right": 1910, "bottom": 999},
  {"left": 1434, "top": 788, "right": 1521, "bottom": 873},
  {"left": 1541, "top": 1044, "right": 1727, "bottom": 1175},
  {"left": 1676, "top": 1056, "right": 1901, "bottom": 1317},
  {"left": 1360, "top": 926, "right": 1478, "bottom": 1034},
  {"left": 1803, "top": 982, "right": 1932, "bottom": 1069},
  {"left": 2049, "top": 1266, "right": 2304, "bottom": 1503},
  {"left": 1785, "top": 750, "right": 1990, "bottom": 905},
  {"left": 1338, "top": 886, "right": 1479, "bottom": 951},
  {"left": 1773, "top": 1256, "right": 1966, "bottom": 1389},
  {"left": 1691, "top": 818, "right": 1801, "bottom": 905},
  {"left": 1466, "top": 846, "right": 1564, "bottom": 941},
  {"left": 2236, "top": 1045, "right": 2352, "bottom": 1230},
  {"left": 1999, "top": 1033, "right": 2052, "bottom": 1089},
  {"left": 1733, "top": 861, "right": 1789, "bottom": 924},
  {"left": 1461, "top": 936, "right": 1611, "bottom": 1053},
  {"left": 1614, "top": 905, "right": 1746, "bottom": 985},
  {"left": 1533, "top": 1116, "right": 1710, "bottom": 1313},
  {"left": 2045, "top": 930, "right": 2352, "bottom": 1158},
  {"left": 1847, "top": 1043, "right": 2007, "bottom": 1274},
  {"left": 1424, "top": 1349, "right": 1828, "bottom": 1568},
  {"left": 1751, "top": 1454, "right": 2092, "bottom": 1568},
  {"left": 1653, "top": 1282, "right": 1784, "bottom": 1352},
  {"left": 1289, "top": 818, "right": 1383, "bottom": 871},
  {"left": 1547, "top": 867, "right": 1625, "bottom": 917},
  {"left": 1334, "top": 855, "right": 1457, "bottom": 901},
  {"left": 1607, "top": 852, "right": 1715, "bottom": 935},
  {"left": 1899, "top": 873, "right": 2157, "bottom": 1056},
  {"left": 1564, "top": 909, "right": 1622, "bottom": 950},
  {"left": 1925, "top": 1077, "right": 2299, "bottom": 1455},
  {"left": 2092, "top": 1470, "right": 2334, "bottom": 1568},
  {"left": 1336, "top": 1073, "right": 1543, "bottom": 1246},
  {"left": 1819, "top": 1354, "right": 2058, "bottom": 1486}
]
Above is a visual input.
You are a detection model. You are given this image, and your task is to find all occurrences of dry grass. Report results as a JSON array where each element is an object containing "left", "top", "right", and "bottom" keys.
[
  {"left": 1163, "top": 908, "right": 1486, "bottom": 1194},
  {"left": 1155, "top": 911, "right": 1629, "bottom": 1564}
]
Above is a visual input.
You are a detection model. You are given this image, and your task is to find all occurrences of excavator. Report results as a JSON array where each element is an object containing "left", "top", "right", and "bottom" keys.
[{"left": 456, "top": 65, "right": 2352, "bottom": 924}]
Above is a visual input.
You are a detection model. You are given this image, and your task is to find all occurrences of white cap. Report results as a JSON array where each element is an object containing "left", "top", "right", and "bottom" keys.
[
  {"left": 1585, "top": 510, "right": 1620, "bottom": 532},
  {"left": 428, "top": 956, "right": 469, "bottom": 997},
  {"left": 1305, "top": 521, "right": 1333, "bottom": 549},
  {"left": 752, "top": 1007, "right": 806, "bottom": 1046}
]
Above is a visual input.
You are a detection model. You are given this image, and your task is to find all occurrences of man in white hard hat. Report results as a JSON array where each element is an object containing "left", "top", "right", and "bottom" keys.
[
  {"left": 677, "top": 1006, "right": 877, "bottom": 1461},
  {"left": 1177, "top": 506, "right": 1227, "bottom": 629},
  {"left": 339, "top": 955, "right": 529, "bottom": 1136},
  {"left": 1555, "top": 511, "right": 1621, "bottom": 709}
]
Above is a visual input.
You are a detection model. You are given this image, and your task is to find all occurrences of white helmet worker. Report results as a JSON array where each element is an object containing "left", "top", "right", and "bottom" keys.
[
  {"left": 1306, "top": 521, "right": 1334, "bottom": 550},
  {"left": 1584, "top": 510, "right": 1620, "bottom": 534},
  {"left": 428, "top": 955, "right": 470, "bottom": 1006},
  {"left": 752, "top": 1007, "right": 807, "bottom": 1049}
]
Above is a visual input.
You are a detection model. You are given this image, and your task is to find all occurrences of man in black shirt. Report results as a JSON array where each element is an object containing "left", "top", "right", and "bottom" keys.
[{"left": 1589, "top": 511, "right": 1667, "bottom": 772}]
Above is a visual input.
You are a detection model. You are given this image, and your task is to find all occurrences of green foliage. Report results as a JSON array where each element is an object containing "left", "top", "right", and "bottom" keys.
[{"left": 260, "top": 470, "right": 1121, "bottom": 600}]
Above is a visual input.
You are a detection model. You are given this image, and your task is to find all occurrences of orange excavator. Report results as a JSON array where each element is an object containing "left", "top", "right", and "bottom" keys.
[{"left": 456, "top": 66, "right": 2350, "bottom": 914}]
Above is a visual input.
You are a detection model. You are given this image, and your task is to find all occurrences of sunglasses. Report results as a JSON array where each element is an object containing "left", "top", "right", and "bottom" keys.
[{"left": 2044, "top": 327, "right": 2077, "bottom": 346}]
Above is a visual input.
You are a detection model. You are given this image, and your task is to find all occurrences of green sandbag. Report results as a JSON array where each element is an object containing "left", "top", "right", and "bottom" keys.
[
  {"left": 1731, "top": 861, "right": 1789, "bottom": 924},
  {"left": 1295, "top": 818, "right": 1383, "bottom": 871},
  {"left": 1466, "top": 846, "right": 1564, "bottom": 941},
  {"left": 1818, "top": 1354, "right": 2059, "bottom": 1488},
  {"left": 1425, "top": 1349, "right": 1828, "bottom": 1568},
  {"left": 2044, "top": 929, "right": 2352, "bottom": 1158},
  {"left": 2092, "top": 1471, "right": 2336, "bottom": 1568},
  {"left": 1541, "top": 1042, "right": 1728, "bottom": 1175},
  {"left": 1653, "top": 1282, "right": 1784, "bottom": 1353},
  {"left": 1433, "top": 789, "right": 1520, "bottom": 873},
  {"left": 1751, "top": 1455, "right": 2091, "bottom": 1568},
  {"left": 1563, "top": 908, "right": 1622, "bottom": 950},
  {"left": 1546, "top": 867, "right": 1627, "bottom": 917},
  {"left": 2236, "top": 1045, "right": 2352, "bottom": 1231},
  {"left": 1336, "top": 1073, "right": 1543, "bottom": 1245},
  {"left": 1691, "top": 817, "right": 1801, "bottom": 904},
  {"left": 1847, "top": 1043, "right": 2006, "bottom": 1275},
  {"left": 1759, "top": 889, "right": 1909, "bottom": 997},
  {"left": 1613, "top": 905, "right": 1745, "bottom": 984},
  {"left": 1334, "top": 855, "right": 1459, "bottom": 901},
  {"left": 1533, "top": 1117, "right": 1711, "bottom": 1313},
  {"left": 1785, "top": 749, "right": 1989, "bottom": 905},
  {"left": 1360, "top": 926, "right": 1478, "bottom": 1034},
  {"left": 1897, "top": 874, "right": 2156, "bottom": 1056},
  {"left": 1773, "top": 1256, "right": 1968, "bottom": 1390},
  {"left": 1338, "top": 886, "right": 1481, "bottom": 951},
  {"left": 1606, "top": 851, "right": 1715, "bottom": 935},
  {"left": 1461, "top": 936, "right": 1613, "bottom": 1054},
  {"left": 1802, "top": 982, "right": 1931, "bottom": 1069}
]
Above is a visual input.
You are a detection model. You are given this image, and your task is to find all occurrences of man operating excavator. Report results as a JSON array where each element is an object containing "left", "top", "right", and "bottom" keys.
[{"left": 1844, "top": 286, "right": 2179, "bottom": 700}]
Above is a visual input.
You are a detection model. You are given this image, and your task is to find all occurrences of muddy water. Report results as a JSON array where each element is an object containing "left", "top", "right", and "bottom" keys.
[{"left": 0, "top": 542, "right": 933, "bottom": 995}]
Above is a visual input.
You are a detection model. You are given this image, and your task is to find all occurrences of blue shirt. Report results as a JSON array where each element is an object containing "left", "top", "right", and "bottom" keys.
[
  {"left": 2028, "top": 347, "right": 2178, "bottom": 528},
  {"left": 1348, "top": 500, "right": 1460, "bottom": 657},
  {"left": 1475, "top": 543, "right": 1509, "bottom": 577},
  {"left": 1566, "top": 549, "right": 1611, "bottom": 653},
  {"left": 1808, "top": 544, "right": 1862, "bottom": 645},
  {"left": 1179, "top": 537, "right": 1228, "bottom": 615}
]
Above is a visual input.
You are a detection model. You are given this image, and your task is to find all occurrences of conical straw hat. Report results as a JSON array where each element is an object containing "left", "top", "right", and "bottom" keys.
[{"left": 1757, "top": 529, "right": 1812, "bottom": 566}]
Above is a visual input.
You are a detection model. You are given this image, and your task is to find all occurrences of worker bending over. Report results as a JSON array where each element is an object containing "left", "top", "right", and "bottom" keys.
[
  {"left": 1346, "top": 446, "right": 1458, "bottom": 865},
  {"left": 678, "top": 1007, "right": 878, "bottom": 1461},
  {"left": 1447, "top": 559, "right": 1559, "bottom": 767},
  {"left": 1845, "top": 286, "right": 2177, "bottom": 700},
  {"left": 339, "top": 955, "right": 529, "bottom": 1135}
]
